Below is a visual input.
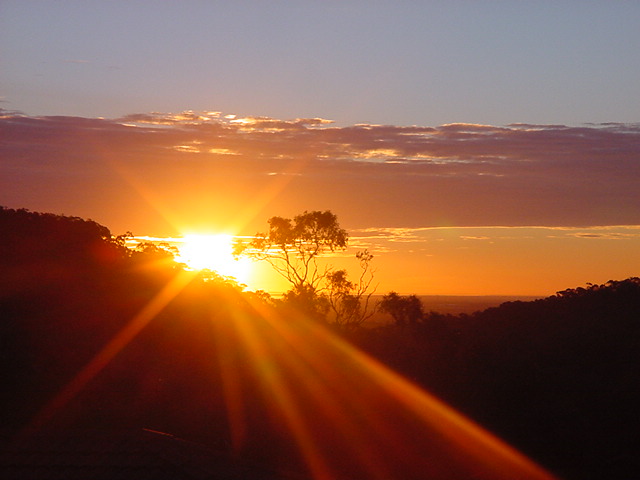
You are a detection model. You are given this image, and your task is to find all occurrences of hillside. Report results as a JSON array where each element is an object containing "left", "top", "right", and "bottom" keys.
[
  {"left": 351, "top": 278, "right": 640, "bottom": 479},
  {"left": 1, "top": 207, "right": 639, "bottom": 479}
]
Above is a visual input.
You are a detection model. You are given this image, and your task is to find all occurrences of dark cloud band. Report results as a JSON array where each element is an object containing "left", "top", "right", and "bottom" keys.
[{"left": 1, "top": 109, "right": 638, "bottom": 232}]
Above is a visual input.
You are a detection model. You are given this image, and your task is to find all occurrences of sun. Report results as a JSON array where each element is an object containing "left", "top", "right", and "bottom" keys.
[{"left": 176, "top": 234, "right": 251, "bottom": 283}]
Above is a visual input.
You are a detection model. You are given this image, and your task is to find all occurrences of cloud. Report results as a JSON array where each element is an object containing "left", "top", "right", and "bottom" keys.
[
  {"left": 1, "top": 110, "right": 639, "bottom": 233},
  {"left": 352, "top": 225, "right": 640, "bottom": 245},
  {"left": 565, "top": 227, "right": 640, "bottom": 240}
]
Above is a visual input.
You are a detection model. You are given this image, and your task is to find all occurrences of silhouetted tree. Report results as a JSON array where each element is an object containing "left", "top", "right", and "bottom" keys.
[
  {"left": 281, "top": 284, "right": 330, "bottom": 322},
  {"left": 234, "top": 210, "right": 348, "bottom": 294},
  {"left": 234, "top": 211, "right": 379, "bottom": 324},
  {"left": 326, "top": 250, "right": 377, "bottom": 329},
  {"left": 379, "top": 292, "right": 424, "bottom": 325},
  {"left": 5, "top": 205, "right": 640, "bottom": 479}
]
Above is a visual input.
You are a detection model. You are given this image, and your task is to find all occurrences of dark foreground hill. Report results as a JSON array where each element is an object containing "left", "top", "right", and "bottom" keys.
[
  {"left": 349, "top": 278, "right": 640, "bottom": 480},
  {"left": 1, "top": 207, "right": 638, "bottom": 479}
]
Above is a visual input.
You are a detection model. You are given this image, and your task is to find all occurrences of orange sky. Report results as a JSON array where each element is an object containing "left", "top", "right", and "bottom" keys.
[
  {"left": 350, "top": 226, "right": 640, "bottom": 296},
  {"left": 1, "top": 111, "right": 639, "bottom": 295},
  {"left": 234, "top": 226, "right": 638, "bottom": 296}
]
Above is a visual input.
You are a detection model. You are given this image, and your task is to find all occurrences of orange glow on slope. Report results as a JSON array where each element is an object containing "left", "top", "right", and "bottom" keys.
[
  {"left": 21, "top": 270, "right": 197, "bottom": 436},
  {"left": 21, "top": 266, "right": 557, "bottom": 479},
  {"left": 212, "top": 296, "right": 558, "bottom": 480}
]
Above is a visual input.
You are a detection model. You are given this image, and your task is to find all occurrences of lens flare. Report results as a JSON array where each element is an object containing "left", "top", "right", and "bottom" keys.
[
  {"left": 212, "top": 296, "right": 558, "bottom": 480},
  {"left": 177, "top": 234, "right": 251, "bottom": 283}
]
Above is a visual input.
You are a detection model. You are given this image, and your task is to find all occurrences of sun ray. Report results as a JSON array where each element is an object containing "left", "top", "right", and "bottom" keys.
[
  {"left": 20, "top": 270, "right": 197, "bottom": 437},
  {"left": 216, "top": 294, "right": 558, "bottom": 480}
]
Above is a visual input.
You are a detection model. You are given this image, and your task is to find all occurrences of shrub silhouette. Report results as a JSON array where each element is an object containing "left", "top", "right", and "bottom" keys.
[{"left": 2, "top": 206, "right": 639, "bottom": 479}]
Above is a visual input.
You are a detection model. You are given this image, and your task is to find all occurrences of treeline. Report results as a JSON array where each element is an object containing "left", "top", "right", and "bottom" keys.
[
  {"left": 348, "top": 279, "right": 640, "bottom": 479},
  {"left": 0, "top": 207, "right": 241, "bottom": 440},
  {"left": 1, "top": 207, "right": 639, "bottom": 479}
]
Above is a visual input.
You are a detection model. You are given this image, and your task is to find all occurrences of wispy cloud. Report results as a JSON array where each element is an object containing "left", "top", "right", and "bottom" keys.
[
  {"left": 1, "top": 109, "right": 639, "bottom": 232},
  {"left": 352, "top": 225, "right": 640, "bottom": 249}
]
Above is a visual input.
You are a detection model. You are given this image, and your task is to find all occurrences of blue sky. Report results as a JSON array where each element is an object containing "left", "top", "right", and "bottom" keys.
[{"left": 2, "top": 1, "right": 639, "bottom": 126}]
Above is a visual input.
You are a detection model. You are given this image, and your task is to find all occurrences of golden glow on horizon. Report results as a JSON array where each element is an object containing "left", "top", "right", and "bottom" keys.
[
  {"left": 130, "top": 222, "right": 640, "bottom": 297},
  {"left": 176, "top": 234, "right": 252, "bottom": 284}
]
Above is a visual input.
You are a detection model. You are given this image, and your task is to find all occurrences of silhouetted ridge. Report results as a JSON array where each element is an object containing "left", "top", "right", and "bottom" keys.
[
  {"left": 1, "top": 207, "right": 114, "bottom": 262},
  {"left": 351, "top": 278, "right": 640, "bottom": 479},
  {"left": 1, "top": 207, "right": 638, "bottom": 479}
]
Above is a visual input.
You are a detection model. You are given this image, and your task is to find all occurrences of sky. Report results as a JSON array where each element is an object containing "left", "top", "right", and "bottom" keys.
[{"left": 1, "top": 1, "right": 639, "bottom": 295}]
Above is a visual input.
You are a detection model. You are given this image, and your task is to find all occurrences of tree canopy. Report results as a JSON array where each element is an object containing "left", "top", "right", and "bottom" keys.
[
  {"left": 234, "top": 210, "right": 378, "bottom": 324},
  {"left": 3, "top": 206, "right": 640, "bottom": 479},
  {"left": 379, "top": 292, "right": 424, "bottom": 325},
  {"left": 234, "top": 210, "right": 348, "bottom": 293}
]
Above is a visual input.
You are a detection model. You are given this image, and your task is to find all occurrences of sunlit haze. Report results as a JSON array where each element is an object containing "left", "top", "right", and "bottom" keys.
[{"left": 176, "top": 234, "right": 252, "bottom": 284}]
